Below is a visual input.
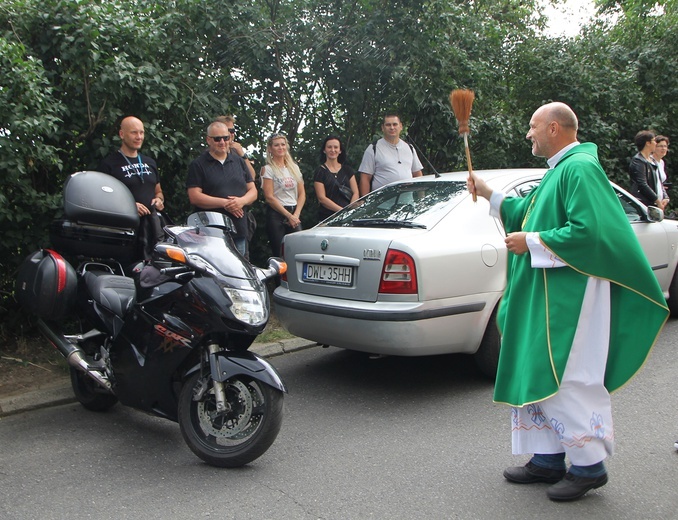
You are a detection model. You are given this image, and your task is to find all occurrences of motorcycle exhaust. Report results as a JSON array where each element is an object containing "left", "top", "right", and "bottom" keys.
[{"left": 37, "top": 319, "right": 114, "bottom": 393}]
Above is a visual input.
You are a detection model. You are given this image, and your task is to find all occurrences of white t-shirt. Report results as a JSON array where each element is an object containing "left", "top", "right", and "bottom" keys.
[
  {"left": 262, "top": 165, "right": 299, "bottom": 206},
  {"left": 358, "top": 138, "right": 423, "bottom": 191},
  {"left": 657, "top": 159, "right": 667, "bottom": 184}
]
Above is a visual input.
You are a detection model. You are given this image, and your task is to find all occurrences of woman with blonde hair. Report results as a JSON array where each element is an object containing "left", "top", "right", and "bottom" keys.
[{"left": 261, "top": 133, "right": 306, "bottom": 257}]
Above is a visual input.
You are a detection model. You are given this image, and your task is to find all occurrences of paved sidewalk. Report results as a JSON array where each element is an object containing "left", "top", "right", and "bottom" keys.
[{"left": 0, "top": 337, "right": 316, "bottom": 417}]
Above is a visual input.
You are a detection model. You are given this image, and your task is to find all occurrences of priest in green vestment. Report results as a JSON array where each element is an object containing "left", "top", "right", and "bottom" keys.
[{"left": 468, "top": 102, "right": 668, "bottom": 501}]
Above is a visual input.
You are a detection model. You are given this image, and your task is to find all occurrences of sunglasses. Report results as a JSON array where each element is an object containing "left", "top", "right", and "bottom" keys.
[
  {"left": 209, "top": 135, "right": 230, "bottom": 142},
  {"left": 228, "top": 128, "right": 236, "bottom": 134}
]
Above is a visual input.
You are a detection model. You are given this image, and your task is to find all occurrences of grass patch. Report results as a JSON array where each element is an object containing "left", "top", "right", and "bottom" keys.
[
  {"left": 256, "top": 327, "right": 295, "bottom": 344},
  {"left": 256, "top": 310, "right": 294, "bottom": 343}
]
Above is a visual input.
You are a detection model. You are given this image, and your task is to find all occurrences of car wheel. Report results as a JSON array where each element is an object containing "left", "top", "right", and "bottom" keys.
[
  {"left": 667, "top": 268, "right": 678, "bottom": 317},
  {"left": 473, "top": 307, "right": 500, "bottom": 379}
]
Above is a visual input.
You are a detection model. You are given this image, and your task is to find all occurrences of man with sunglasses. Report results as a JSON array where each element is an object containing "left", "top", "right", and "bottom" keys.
[{"left": 186, "top": 120, "right": 257, "bottom": 258}]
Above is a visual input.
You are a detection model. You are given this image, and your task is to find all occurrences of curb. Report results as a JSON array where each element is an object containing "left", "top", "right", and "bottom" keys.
[{"left": 0, "top": 337, "right": 316, "bottom": 418}]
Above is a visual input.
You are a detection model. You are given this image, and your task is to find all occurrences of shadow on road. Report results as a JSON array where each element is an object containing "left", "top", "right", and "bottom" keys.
[{"left": 280, "top": 347, "right": 493, "bottom": 398}]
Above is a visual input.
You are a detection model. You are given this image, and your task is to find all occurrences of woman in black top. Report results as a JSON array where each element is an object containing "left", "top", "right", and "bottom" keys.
[{"left": 313, "top": 135, "right": 359, "bottom": 223}]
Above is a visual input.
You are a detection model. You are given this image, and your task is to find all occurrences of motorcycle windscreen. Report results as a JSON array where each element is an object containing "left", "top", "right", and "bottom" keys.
[{"left": 173, "top": 227, "right": 257, "bottom": 280}]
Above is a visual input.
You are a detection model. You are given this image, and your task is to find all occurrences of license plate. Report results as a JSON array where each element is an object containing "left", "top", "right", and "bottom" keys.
[{"left": 303, "top": 263, "right": 353, "bottom": 286}]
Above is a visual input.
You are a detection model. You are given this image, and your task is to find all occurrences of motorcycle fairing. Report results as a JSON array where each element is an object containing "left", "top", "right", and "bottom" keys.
[
  {"left": 172, "top": 226, "right": 255, "bottom": 280},
  {"left": 208, "top": 350, "right": 287, "bottom": 393}
]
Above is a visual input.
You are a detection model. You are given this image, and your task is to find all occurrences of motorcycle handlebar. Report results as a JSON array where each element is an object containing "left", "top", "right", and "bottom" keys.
[{"left": 159, "top": 266, "right": 194, "bottom": 276}]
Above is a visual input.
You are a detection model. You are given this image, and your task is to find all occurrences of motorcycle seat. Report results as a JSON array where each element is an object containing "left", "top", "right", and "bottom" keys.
[{"left": 83, "top": 271, "right": 136, "bottom": 318}]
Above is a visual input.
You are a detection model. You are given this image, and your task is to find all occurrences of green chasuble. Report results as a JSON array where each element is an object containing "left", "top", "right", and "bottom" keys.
[{"left": 494, "top": 143, "right": 668, "bottom": 407}]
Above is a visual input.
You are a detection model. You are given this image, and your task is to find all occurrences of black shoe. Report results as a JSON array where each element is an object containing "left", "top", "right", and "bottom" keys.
[
  {"left": 503, "top": 461, "right": 567, "bottom": 484},
  {"left": 546, "top": 472, "right": 608, "bottom": 501}
]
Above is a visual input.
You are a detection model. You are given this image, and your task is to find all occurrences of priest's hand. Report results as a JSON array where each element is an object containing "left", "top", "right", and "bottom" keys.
[
  {"left": 505, "top": 232, "right": 528, "bottom": 255},
  {"left": 467, "top": 173, "right": 492, "bottom": 201}
]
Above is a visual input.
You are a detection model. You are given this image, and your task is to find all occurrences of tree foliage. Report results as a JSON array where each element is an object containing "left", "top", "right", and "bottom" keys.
[{"left": 1, "top": 0, "right": 678, "bottom": 334}]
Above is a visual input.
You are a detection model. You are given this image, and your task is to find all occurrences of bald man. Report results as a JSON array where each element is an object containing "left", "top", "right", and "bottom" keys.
[
  {"left": 469, "top": 102, "right": 668, "bottom": 501},
  {"left": 98, "top": 116, "right": 165, "bottom": 261}
]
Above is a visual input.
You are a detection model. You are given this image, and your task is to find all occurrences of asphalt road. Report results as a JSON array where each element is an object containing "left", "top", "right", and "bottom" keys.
[{"left": 1, "top": 322, "right": 678, "bottom": 519}]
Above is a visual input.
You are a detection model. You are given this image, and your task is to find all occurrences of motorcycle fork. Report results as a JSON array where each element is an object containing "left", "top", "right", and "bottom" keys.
[{"left": 206, "top": 343, "right": 228, "bottom": 413}]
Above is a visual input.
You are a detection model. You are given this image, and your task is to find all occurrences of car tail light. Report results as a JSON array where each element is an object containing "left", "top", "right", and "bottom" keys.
[
  {"left": 280, "top": 243, "right": 287, "bottom": 283},
  {"left": 379, "top": 249, "right": 418, "bottom": 294}
]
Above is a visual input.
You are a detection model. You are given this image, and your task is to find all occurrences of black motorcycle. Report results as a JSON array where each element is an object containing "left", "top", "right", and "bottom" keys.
[{"left": 16, "top": 171, "right": 287, "bottom": 467}]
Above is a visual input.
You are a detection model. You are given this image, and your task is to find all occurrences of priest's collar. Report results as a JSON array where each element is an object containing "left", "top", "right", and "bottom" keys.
[{"left": 547, "top": 141, "right": 580, "bottom": 169}]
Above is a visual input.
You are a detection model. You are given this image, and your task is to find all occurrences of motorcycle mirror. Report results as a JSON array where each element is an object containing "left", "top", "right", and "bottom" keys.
[
  {"left": 269, "top": 257, "right": 287, "bottom": 276},
  {"left": 154, "top": 244, "right": 188, "bottom": 264},
  {"left": 256, "top": 257, "right": 287, "bottom": 282}
]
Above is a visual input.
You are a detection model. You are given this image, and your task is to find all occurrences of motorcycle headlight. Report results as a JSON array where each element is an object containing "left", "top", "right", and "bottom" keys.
[{"left": 222, "top": 287, "right": 267, "bottom": 325}]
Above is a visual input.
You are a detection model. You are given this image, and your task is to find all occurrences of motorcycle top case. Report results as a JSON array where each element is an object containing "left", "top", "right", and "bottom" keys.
[
  {"left": 15, "top": 249, "right": 77, "bottom": 320},
  {"left": 50, "top": 171, "right": 140, "bottom": 261},
  {"left": 62, "top": 171, "right": 139, "bottom": 228}
]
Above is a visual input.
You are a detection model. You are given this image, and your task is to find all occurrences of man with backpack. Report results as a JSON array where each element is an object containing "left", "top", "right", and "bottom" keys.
[{"left": 358, "top": 112, "right": 423, "bottom": 196}]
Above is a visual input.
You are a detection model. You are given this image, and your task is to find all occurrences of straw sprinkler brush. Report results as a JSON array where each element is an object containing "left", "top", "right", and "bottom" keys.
[{"left": 450, "top": 89, "right": 477, "bottom": 202}]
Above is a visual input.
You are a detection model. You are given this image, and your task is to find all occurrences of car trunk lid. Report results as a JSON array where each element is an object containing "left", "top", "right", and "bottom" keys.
[{"left": 283, "top": 228, "right": 417, "bottom": 302}]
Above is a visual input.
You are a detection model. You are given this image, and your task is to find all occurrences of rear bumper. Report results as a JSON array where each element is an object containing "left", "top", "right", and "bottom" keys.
[{"left": 272, "top": 287, "right": 497, "bottom": 356}]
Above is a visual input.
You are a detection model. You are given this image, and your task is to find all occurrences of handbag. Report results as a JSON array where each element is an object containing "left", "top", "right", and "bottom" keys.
[
  {"left": 337, "top": 183, "right": 353, "bottom": 202},
  {"left": 322, "top": 164, "right": 353, "bottom": 204}
]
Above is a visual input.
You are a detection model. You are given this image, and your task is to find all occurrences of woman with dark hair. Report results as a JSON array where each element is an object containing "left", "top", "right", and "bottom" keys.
[
  {"left": 313, "top": 135, "right": 359, "bottom": 223},
  {"left": 629, "top": 130, "right": 668, "bottom": 209}
]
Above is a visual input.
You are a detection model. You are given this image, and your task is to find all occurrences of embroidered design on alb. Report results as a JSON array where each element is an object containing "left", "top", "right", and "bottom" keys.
[
  {"left": 527, "top": 404, "right": 547, "bottom": 426},
  {"left": 550, "top": 417, "right": 565, "bottom": 439},
  {"left": 548, "top": 253, "right": 559, "bottom": 268},
  {"left": 590, "top": 412, "right": 606, "bottom": 439}
]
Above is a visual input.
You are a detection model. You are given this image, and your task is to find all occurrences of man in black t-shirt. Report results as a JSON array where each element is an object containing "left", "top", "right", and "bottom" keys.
[
  {"left": 186, "top": 120, "right": 257, "bottom": 258},
  {"left": 98, "top": 116, "right": 165, "bottom": 261}
]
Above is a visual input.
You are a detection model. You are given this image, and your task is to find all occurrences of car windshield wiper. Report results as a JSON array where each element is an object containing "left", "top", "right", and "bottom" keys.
[{"left": 351, "top": 218, "right": 427, "bottom": 229}]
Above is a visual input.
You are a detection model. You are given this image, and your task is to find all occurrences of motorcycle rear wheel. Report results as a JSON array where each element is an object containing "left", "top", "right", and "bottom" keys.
[
  {"left": 178, "top": 372, "right": 284, "bottom": 468},
  {"left": 69, "top": 367, "right": 118, "bottom": 412}
]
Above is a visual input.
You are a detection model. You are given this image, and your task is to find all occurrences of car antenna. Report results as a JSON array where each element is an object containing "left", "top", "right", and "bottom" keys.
[{"left": 405, "top": 133, "right": 441, "bottom": 178}]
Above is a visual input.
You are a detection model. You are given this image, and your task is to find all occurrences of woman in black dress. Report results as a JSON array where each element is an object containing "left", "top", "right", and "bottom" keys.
[{"left": 313, "top": 135, "right": 359, "bottom": 223}]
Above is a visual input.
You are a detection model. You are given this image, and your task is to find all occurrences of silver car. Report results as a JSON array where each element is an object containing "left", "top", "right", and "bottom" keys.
[{"left": 273, "top": 169, "right": 678, "bottom": 377}]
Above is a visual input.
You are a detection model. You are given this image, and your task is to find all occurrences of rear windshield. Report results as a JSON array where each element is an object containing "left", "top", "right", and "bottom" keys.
[{"left": 321, "top": 180, "right": 467, "bottom": 228}]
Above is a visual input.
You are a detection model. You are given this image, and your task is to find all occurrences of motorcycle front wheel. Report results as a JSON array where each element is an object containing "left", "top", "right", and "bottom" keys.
[{"left": 178, "top": 372, "right": 284, "bottom": 468}]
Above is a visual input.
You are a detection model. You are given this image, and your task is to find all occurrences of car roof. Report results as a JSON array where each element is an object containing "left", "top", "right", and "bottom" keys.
[{"left": 418, "top": 168, "right": 548, "bottom": 183}]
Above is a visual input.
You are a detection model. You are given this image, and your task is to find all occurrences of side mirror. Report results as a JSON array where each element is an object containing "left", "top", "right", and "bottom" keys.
[{"left": 647, "top": 206, "right": 665, "bottom": 222}]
